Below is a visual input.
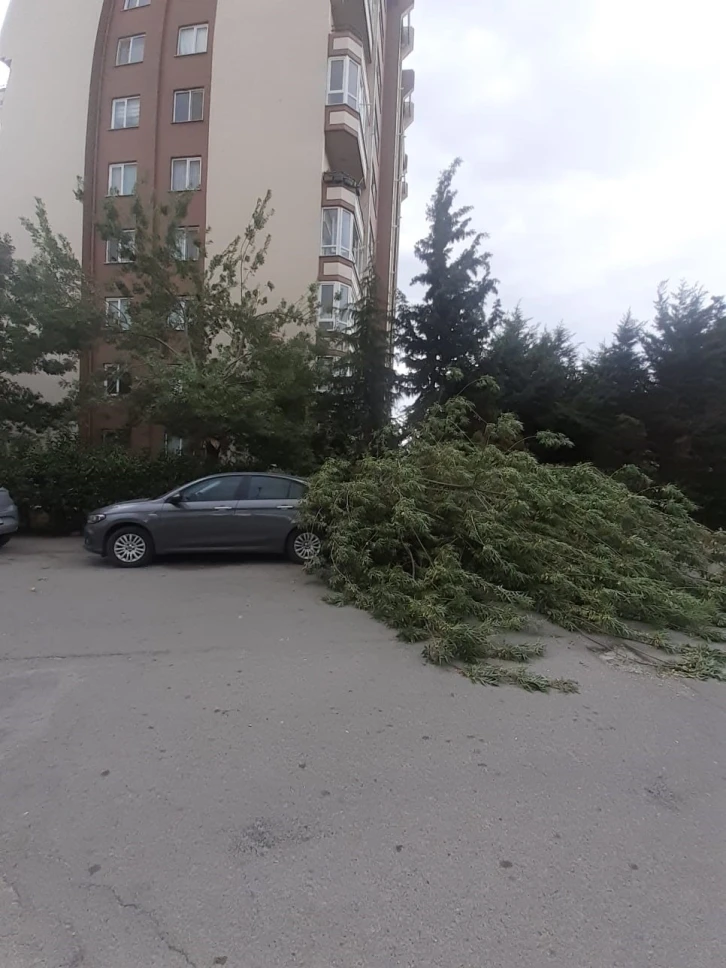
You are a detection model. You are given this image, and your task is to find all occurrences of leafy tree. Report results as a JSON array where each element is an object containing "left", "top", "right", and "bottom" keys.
[
  {"left": 0, "top": 202, "right": 103, "bottom": 442},
  {"left": 315, "top": 269, "right": 397, "bottom": 457},
  {"left": 98, "top": 191, "right": 322, "bottom": 469},
  {"left": 397, "top": 159, "right": 499, "bottom": 419},
  {"left": 303, "top": 396, "right": 726, "bottom": 689}
]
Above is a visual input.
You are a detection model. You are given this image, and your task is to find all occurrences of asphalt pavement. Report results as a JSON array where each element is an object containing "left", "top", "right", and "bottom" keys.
[{"left": 1, "top": 537, "right": 725, "bottom": 968}]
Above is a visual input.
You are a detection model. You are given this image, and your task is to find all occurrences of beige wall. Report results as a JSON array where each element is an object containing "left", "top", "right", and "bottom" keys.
[
  {"left": 0, "top": 0, "right": 103, "bottom": 402},
  {"left": 0, "top": 0, "right": 104, "bottom": 259},
  {"left": 206, "top": 0, "right": 332, "bottom": 309}
]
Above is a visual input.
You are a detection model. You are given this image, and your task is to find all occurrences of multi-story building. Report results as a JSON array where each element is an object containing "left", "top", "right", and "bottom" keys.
[{"left": 0, "top": 0, "right": 414, "bottom": 448}]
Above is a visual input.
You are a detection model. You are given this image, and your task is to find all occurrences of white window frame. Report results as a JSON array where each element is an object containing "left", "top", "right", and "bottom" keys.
[
  {"left": 167, "top": 298, "right": 189, "bottom": 330},
  {"left": 175, "top": 228, "right": 200, "bottom": 262},
  {"left": 123, "top": 0, "right": 150, "bottom": 9},
  {"left": 116, "top": 34, "right": 145, "bottom": 65},
  {"left": 170, "top": 157, "right": 202, "bottom": 192},
  {"left": 321, "top": 207, "right": 363, "bottom": 268},
  {"left": 327, "top": 56, "right": 367, "bottom": 127},
  {"left": 105, "top": 297, "right": 132, "bottom": 329},
  {"left": 111, "top": 96, "right": 140, "bottom": 130},
  {"left": 106, "top": 230, "right": 136, "bottom": 264},
  {"left": 108, "top": 162, "right": 137, "bottom": 196},
  {"left": 104, "top": 364, "right": 131, "bottom": 397},
  {"left": 164, "top": 433, "right": 186, "bottom": 455},
  {"left": 318, "top": 282, "right": 354, "bottom": 331},
  {"left": 177, "top": 24, "right": 209, "bottom": 56},
  {"left": 173, "top": 88, "right": 204, "bottom": 123}
]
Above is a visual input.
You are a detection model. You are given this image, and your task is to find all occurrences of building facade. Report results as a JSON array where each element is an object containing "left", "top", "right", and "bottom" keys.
[{"left": 0, "top": 0, "right": 414, "bottom": 448}]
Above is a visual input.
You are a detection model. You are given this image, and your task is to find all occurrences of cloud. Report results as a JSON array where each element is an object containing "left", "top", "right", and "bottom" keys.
[{"left": 402, "top": 0, "right": 726, "bottom": 345}]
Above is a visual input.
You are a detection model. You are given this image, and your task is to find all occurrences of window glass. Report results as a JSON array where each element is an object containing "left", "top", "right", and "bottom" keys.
[
  {"left": 321, "top": 209, "right": 337, "bottom": 254},
  {"left": 181, "top": 477, "right": 243, "bottom": 503},
  {"left": 328, "top": 59, "right": 345, "bottom": 101},
  {"left": 247, "top": 476, "right": 294, "bottom": 501},
  {"left": 178, "top": 24, "right": 208, "bottom": 55},
  {"left": 173, "top": 89, "right": 204, "bottom": 123},
  {"left": 347, "top": 60, "right": 360, "bottom": 109},
  {"left": 340, "top": 209, "right": 353, "bottom": 259},
  {"left": 171, "top": 157, "right": 201, "bottom": 191},
  {"left": 124, "top": 0, "right": 150, "bottom": 8},
  {"left": 117, "top": 35, "right": 145, "bottom": 65},
  {"left": 288, "top": 481, "right": 307, "bottom": 500}
]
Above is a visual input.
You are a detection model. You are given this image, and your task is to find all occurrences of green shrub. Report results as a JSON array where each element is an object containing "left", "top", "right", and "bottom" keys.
[
  {"left": 3, "top": 436, "right": 250, "bottom": 533},
  {"left": 302, "top": 398, "right": 726, "bottom": 688}
]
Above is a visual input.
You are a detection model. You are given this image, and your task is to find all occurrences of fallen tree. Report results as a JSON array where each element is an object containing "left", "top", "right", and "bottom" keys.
[{"left": 302, "top": 398, "right": 726, "bottom": 690}]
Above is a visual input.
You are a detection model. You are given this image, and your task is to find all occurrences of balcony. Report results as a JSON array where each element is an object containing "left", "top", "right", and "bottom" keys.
[
  {"left": 401, "top": 16, "right": 415, "bottom": 58},
  {"left": 325, "top": 105, "right": 367, "bottom": 184},
  {"left": 402, "top": 179, "right": 409, "bottom": 201},
  {"left": 330, "top": 0, "right": 373, "bottom": 58},
  {"left": 402, "top": 95, "right": 415, "bottom": 129}
]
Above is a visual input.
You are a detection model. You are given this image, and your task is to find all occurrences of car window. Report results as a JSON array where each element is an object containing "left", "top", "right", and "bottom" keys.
[
  {"left": 288, "top": 480, "right": 307, "bottom": 500},
  {"left": 247, "top": 476, "right": 296, "bottom": 501},
  {"left": 181, "top": 476, "right": 243, "bottom": 503}
]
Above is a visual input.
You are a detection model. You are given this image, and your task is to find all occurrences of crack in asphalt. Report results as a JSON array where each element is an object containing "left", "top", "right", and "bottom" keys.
[{"left": 85, "top": 883, "right": 197, "bottom": 968}]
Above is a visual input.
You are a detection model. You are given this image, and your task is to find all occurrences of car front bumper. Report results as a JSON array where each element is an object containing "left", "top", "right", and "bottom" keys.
[
  {"left": 83, "top": 524, "right": 106, "bottom": 555},
  {"left": 0, "top": 513, "right": 19, "bottom": 536}
]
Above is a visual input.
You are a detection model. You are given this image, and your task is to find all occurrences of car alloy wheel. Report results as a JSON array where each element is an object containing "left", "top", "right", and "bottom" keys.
[
  {"left": 292, "top": 531, "right": 321, "bottom": 562},
  {"left": 113, "top": 532, "right": 148, "bottom": 564}
]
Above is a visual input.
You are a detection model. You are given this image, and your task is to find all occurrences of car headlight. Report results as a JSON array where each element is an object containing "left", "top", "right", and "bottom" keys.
[{"left": 87, "top": 513, "right": 107, "bottom": 525}]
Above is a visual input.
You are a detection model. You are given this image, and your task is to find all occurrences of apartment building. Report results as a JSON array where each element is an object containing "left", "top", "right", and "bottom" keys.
[{"left": 0, "top": 0, "right": 414, "bottom": 448}]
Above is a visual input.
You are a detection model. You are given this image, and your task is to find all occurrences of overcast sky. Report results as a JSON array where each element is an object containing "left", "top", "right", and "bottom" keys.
[{"left": 2, "top": 0, "right": 725, "bottom": 347}]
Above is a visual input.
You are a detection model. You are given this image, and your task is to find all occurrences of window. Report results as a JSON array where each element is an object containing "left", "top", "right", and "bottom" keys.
[
  {"left": 106, "top": 230, "right": 136, "bottom": 264},
  {"left": 173, "top": 88, "right": 204, "bottom": 123},
  {"left": 318, "top": 282, "right": 353, "bottom": 330},
  {"left": 327, "top": 56, "right": 366, "bottom": 126},
  {"left": 108, "top": 162, "right": 137, "bottom": 196},
  {"left": 177, "top": 24, "right": 208, "bottom": 55},
  {"left": 181, "top": 476, "right": 244, "bottom": 503},
  {"left": 246, "top": 476, "right": 304, "bottom": 501},
  {"left": 171, "top": 157, "right": 202, "bottom": 191},
  {"left": 101, "top": 428, "right": 131, "bottom": 447},
  {"left": 164, "top": 433, "right": 185, "bottom": 455},
  {"left": 104, "top": 364, "right": 131, "bottom": 397},
  {"left": 370, "top": 170, "right": 378, "bottom": 212},
  {"left": 106, "top": 297, "right": 131, "bottom": 329},
  {"left": 321, "top": 207, "right": 361, "bottom": 266},
  {"left": 167, "top": 299, "right": 188, "bottom": 330},
  {"left": 175, "top": 228, "right": 200, "bottom": 261},
  {"left": 124, "top": 0, "right": 150, "bottom": 8},
  {"left": 111, "top": 96, "right": 140, "bottom": 129},
  {"left": 117, "top": 34, "right": 145, "bottom": 65}
]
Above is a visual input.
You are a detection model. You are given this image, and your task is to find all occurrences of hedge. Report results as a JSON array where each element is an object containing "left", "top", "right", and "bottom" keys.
[{"left": 2, "top": 437, "right": 251, "bottom": 534}]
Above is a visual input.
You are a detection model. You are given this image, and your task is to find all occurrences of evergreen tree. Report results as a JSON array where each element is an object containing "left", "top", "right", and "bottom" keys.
[
  {"left": 473, "top": 309, "right": 582, "bottom": 454},
  {"left": 397, "top": 159, "right": 498, "bottom": 419},
  {"left": 316, "top": 270, "right": 396, "bottom": 458},
  {"left": 575, "top": 313, "right": 653, "bottom": 469},
  {"left": 643, "top": 283, "right": 726, "bottom": 525}
]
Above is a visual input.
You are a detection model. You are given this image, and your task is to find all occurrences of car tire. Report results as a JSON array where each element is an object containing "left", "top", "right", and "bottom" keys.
[
  {"left": 285, "top": 528, "right": 322, "bottom": 565},
  {"left": 0, "top": 534, "right": 11, "bottom": 548},
  {"left": 106, "top": 526, "right": 154, "bottom": 568}
]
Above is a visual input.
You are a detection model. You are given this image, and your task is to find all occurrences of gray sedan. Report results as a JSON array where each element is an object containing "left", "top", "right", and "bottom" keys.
[
  {"left": 0, "top": 487, "right": 19, "bottom": 548},
  {"left": 83, "top": 472, "right": 321, "bottom": 568}
]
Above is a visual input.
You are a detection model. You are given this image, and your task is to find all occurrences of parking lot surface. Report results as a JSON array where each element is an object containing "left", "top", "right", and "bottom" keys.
[{"left": 1, "top": 537, "right": 725, "bottom": 967}]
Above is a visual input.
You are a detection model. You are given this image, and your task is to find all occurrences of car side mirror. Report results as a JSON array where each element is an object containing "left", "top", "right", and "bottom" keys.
[{"left": 168, "top": 493, "right": 184, "bottom": 506}]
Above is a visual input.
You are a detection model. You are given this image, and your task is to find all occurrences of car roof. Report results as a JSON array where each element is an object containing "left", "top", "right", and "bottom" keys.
[{"left": 191, "top": 472, "right": 307, "bottom": 482}]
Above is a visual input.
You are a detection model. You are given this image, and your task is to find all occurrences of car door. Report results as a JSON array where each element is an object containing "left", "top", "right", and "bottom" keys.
[
  {"left": 162, "top": 475, "right": 246, "bottom": 551},
  {"left": 233, "top": 475, "right": 305, "bottom": 552}
]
